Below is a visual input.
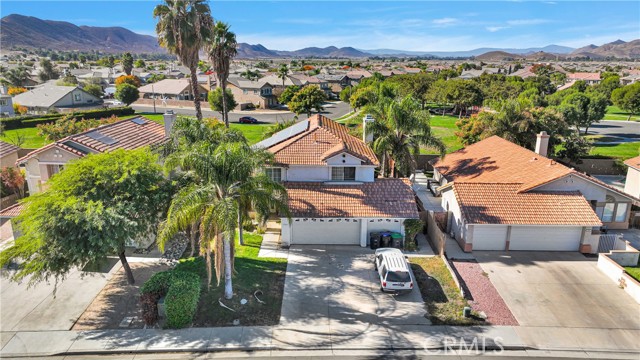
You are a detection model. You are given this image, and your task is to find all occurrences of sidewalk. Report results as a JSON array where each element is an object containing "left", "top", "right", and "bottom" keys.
[{"left": 3, "top": 323, "right": 639, "bottom": 357}]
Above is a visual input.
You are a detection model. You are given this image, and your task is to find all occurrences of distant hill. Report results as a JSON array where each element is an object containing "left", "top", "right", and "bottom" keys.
[
  {"left": 525, "top": 51, "right": 565, "bottom": 61},
  {"left": 475, "top": 51, "right": 523, "bottom": 61},
  {"left": 236, "top": 43, "right": 280, "bottom": 58},
  {"left": 363, "top": 44, "right": 575, "bottom": 57},
  {"left": 571, "top": 40, "right": 640, "bottom": 59},
  {"left": 1, "top": 14, "right": 163, "bottom": 53}
]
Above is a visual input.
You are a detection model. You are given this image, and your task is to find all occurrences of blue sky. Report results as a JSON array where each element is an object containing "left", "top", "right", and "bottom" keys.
[{"left": 2, "top": 1, "right": 639, "bottom": 51}]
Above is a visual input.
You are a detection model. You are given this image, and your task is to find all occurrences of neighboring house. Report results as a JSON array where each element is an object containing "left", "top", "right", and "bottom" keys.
[
  {"left": 509, "top": 67, "right": 536, "bottom": 79},
  {"left": 621, "top": 73, "right": 640, "bottom": 85},
  {"left": 459, "top": 69, "right": 485, "bottom": 79},
  {"left": 255, "top": 115, "right": 419, "bottom": 247},
  {"left": 138, "top": 79, "right": 208, "bottom": 101},
  {"left": 567, "top": 72, "right": 601, "bottom": 85},
  {"left": 404, "top": 67, "right": 422, "bottom": 74},
  {"left": 624, "top": 156, "right": 640, "bottom": 198},
  {"left": 289, "top": 74, "right": 332, "bottom": 97},
  {"left": 346, "top": 70, "right": 372, "bottom": 85},
  {"left": 17, "top": 115, "right": 170, "bottom": 194},
  {"left": 315, "top": 74, "right": 351, "bottom": 94},
  {"left": 259, "top": 74, "right": 305, "bottom": 89},
  {"left": 0, "top": 94, "right": 14, "bottom": 117},
  {"left": 0, "top": 141, "right": 20, "bottom": 169},
  {"left": 12, "top": 85, "right": 103, "bottom": 114},
  {"left": 227, "top": 77, "right": 277, "bottom": 109},
  {"left": 431, "top": 134, "right": 638, "bottom": 253}
]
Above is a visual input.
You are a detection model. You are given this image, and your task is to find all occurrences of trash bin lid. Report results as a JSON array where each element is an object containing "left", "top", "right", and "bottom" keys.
[{"left": 390, "top": 233, "right": 403, "bottom": 238}]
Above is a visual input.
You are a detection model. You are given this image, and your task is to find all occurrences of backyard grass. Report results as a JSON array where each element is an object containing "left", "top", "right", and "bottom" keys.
[
  {"left": 624, "top": 265, "right": 640, "bottom": 283},
  {"left": 604, "top": 106, "right": 640, "bottom": 121},
  {"left": 189, "top": 232, "right": 287, "bottom": 327},
  {"left": 589, "top": 142, "right": 640, "bottom": 160},
  {"left": 423, "top": 115, "right": 463, "bottom": 154},
  {"left": 410, "top": 256, "right": 483, "bottom": 325}
]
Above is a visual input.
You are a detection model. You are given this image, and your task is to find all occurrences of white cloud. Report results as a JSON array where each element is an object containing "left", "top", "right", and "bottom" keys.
[
  {"left": 486, "top": 26, "right": 509, "bottom": 32},
  {"left": 432, "top": 17, "right": 458, "bottom": 26},
  {"left": 506, "top": 19, "right": 551, "bottom": 26}
]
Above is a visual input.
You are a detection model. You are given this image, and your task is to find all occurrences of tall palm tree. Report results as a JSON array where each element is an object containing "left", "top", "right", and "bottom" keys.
[
  {"left": 154, "top": 0, "right": 213, "bottom": 121},
  {"left": 277, "top": 64, "right": 289, "bottom": 87},
  {"left": 366, "top": 96, "right": 446, "bottom": 178},
  {"left": 159, "top": 140, "right": 289, "bottom": 299},
  {"left": 206, "top": 21, "right": 237, "bottom": 127}
]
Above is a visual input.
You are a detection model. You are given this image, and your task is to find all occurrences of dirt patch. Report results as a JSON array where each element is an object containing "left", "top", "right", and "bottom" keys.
[
  {"left": 73, "top": 262, "right": 169, "bottom": 330},
  {"left": 451, "top": 260, "right": 518, "bottom": 326}
]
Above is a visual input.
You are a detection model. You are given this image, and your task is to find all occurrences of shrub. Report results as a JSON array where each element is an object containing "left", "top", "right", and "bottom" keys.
[
  {"left": 0, "top": 107, "right": 134, "bottom": 130},
  {"left": 139, "top": 269, "right": 201, "bottom": 328},
  {"left": 12, "top": 103, "right": 27, "bottom": 115},
  {"left": 8, "top": 87, "right": 27, "bottom": 96},
  {"left": 115, "top": 75, "right": 141, "bottom": 88},
  {"left": 173, "top": 256, "right": 207, "bottom": 278},
  {"left": 37, "top": 114, "right": 120, "bottom": 141},
  {"left": 115, "top": 83, "right": 139, "bottom": 105}
]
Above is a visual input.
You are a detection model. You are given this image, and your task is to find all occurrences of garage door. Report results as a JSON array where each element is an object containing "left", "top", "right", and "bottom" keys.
[
  {"left": 291, "top": 219, "right": 360, "bottom": 245},
  {"left": 472, "top": 226, "right": 508, "bottom": 250},
  {"left": 509, "top": 226, "right": 582, "bottom": 251}
]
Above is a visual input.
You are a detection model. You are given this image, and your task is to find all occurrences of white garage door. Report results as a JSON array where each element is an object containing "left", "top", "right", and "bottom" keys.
[
  {"left": 472, "top": 226, "right": 508, "bottom": 250},
  {"left": 509, "top": 226, "right": 582, "bottom": 251},
  {"left": 291, "top": 219, "right": 360, "bottom": 245}
]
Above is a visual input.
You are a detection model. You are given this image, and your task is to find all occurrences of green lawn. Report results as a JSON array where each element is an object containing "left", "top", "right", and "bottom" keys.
[
  {"left": 589, "top": 142, "right": 640, "bottom": 160},
  {"left": 624, "top": 266, "right": 640, "bottom": 283},
  {"left": 188, "top": 232, "right": 287, "bottom": 327},
  {"left": 410, "top": 257, "right": 483, "bottom": 325},
  {"left": 0, "top": 127, "right": 47, "bottom": 149},
  {"left": 423, "top": 115, "right": 463, "bottom": 154},
  {"left": 604, "top": 105, "right": 640, "bottom": 121}
]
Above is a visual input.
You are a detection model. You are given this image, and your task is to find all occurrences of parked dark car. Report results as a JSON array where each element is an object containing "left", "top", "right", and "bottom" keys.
[{"left": 238, "top": 116, "right": 258, "bottom": 124}]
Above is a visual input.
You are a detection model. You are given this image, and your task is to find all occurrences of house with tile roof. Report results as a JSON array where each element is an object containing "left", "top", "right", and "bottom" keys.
[
  {"left": 226, "top": 76, "right": 277, "bottom": 109},
  {"left": 624, "top": 156, "right": 640, "bottom": 198},
  {"left": 431, "top": 133, "right": 638, "bottom": 253},
  {"left": 0, "top": 140, "right": 20, "bottom": 169},
  {"left": 255, "top": 114, "right": 419, "bottom": 246},
  {"left": 17, "top": 114, "right": 171, "bottom": 194}
]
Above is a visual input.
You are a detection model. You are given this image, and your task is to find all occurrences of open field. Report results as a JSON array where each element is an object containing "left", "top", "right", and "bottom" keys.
[{"left": 604, "top": 105, "right": 640, "bottom": 121}]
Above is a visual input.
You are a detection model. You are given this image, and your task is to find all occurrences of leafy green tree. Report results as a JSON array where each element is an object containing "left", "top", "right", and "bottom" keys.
[
  {"left": 279, "top": 85, "right": 299, "bottom": 104},
  {"left": 556, "top": 133, "right": 592, "bottom": 163},
  {"left": 154, "top": 0, "right": 214, "bottom": 121},
  {"left": 115, "top": 83, "right": 140, "bottom": 105},
  {"left": 339, "top": 86, "right": 353, "bottom": 103},
  {"left": 208, "top": 87, "right": 237, "bottom": 116},
  {"left": 0, "top": 149, "right": 170, "bottom": 285},
  {"left": 206, "top": 21, "right": 237, "bottom": 127},
  {"left": 443, "top": 79, "right": 483, "bottom": 117},
  {"left": 147, "top": 74, "right": 167, "bottom": 83},
  {"left": 121, "top": 52, "right": 134, "bottom": 75},
  {"left": 366, "top": 96, "right": 445, "bottom": 177},
  {"left": 385, "top": 73, "right": 435, "bottom": 109},
  {"left": 240, "top": 69, "right": 261, "bottom": 80},
  {"left": 288, "top": 85, "right": 326, "bottom": 117},
  {"left": 134, "top": 59, "right": 146, "bottom": 69},
  {"left": 38, "top": 58, "right": 60, "bottom": 82},
  {"left": 592, "top": 75, "right": 620, "bottom": 101},
  {"left": 611, "top": 82, "right": 640, "bottom": 120},
  {"left": 560, "top": 92, "right": 607, "bottom": 134},
  {"left": 2, "top": 66, "right": 30, "bottom": 87}
]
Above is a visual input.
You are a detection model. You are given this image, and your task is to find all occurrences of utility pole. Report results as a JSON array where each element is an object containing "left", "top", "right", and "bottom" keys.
[{"left": 152, "top": 84, "right": 156, "bottom": 113}]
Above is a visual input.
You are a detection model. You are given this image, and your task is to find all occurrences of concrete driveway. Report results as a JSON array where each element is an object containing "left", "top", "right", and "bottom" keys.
[
  {"left": 280, "top": 246, "right": 429, "bottom": 328},
  {"left": 475, "top": 251, "right": 640, "bottom": 330}
]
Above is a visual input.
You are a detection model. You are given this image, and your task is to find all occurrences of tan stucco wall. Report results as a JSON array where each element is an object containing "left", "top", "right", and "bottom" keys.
[
  {"left": 23, "top": 146, "right": 81, "bottom": 194},
  {"left": 0, "top": 152, "right": 19, "bottom": 168}
]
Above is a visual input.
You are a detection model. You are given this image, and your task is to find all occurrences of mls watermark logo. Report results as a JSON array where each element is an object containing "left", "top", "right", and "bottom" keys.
[{"left": 424, "top": 336, "right": 505, "bottom": 355}]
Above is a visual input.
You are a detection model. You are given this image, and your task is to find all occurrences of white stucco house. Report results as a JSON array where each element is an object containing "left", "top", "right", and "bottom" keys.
[
  {"left": 431, "top": 133, "right": 638, "bottom": 253},
  {"left": 624, "top": 156, "right": 640, "bottom": 199},
  {"left": 12, "top": 84, "right": 103, "bottom": 114},
  {"left": 254, "top": 114, "right": 419, "bottom": 247}
]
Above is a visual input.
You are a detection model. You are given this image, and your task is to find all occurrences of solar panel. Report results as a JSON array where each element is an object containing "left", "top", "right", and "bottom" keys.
[
  {"left": 254, "top": 120, "right": 309, "bottom": 149},
  {"left": 131, "top": 117, "right": 146, "bottom": 125},
  {"left": 85, "top": 131, "right": 118, "bottom": 145}
]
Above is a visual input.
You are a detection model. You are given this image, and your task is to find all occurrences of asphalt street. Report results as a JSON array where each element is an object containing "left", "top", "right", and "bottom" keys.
[
  {"left": 131, "top": 101, "right": 352, "bottom": 124},
  {"left": 583, "top": 120, "right": 640, "bottom": 139}
]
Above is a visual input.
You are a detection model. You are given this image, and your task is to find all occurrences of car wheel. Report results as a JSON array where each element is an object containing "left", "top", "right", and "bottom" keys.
[{"left": 380, "top": 286, "right": 385, "bottom": 293}]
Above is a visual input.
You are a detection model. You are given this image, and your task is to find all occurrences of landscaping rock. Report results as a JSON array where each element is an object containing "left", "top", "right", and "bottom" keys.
[{"left": 159, "top": 233, "right": 188, "bottom": 265}]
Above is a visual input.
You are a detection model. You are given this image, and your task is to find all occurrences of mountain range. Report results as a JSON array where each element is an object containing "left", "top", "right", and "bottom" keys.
[{"left": 2, "top": 14, "right": 639, "bottom": 59}]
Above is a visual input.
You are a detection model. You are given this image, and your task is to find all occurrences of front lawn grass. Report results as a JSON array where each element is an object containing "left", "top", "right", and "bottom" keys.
[
  {"left": 189, "top": 232, "right": 287, "bottom": 327},
  {"left": 410, "top": 257, "right": 483, "bottom": 325},
  {"left": 604, "top": 106, "right": 640, "bottom": 121},
  {"left": 589, "top": 142, "right": 640, "bottom": 160}
]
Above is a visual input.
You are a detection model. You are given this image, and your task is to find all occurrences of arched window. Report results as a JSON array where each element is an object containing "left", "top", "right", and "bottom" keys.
[{"left": 602, "top": 195, "right": 629, "bottom": 223}]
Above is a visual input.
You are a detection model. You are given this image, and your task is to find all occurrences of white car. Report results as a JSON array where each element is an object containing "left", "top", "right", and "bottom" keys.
[{"left": 374, "top": 248, "right": 414, "bottom": 294}]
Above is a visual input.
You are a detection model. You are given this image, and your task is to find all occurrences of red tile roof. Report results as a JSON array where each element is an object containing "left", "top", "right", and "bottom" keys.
[
  {"left": 285, "top": 178, "right": 418, "bottom": 218},
  {"left": 266, "top": 115, "right": 379, "bottom": 166},
  {"left": 0, "top": 203, "right": 23, "bottom": 218},
  {"left": 625, "top": 155, "right": 640, "bottom": 171},
  {"left": 17, "top": 117, "right": 166, "bottom": 165},
  {"left": 567, "top": 72, "right": 601, "bottom": 81},
  {"left": 452, "top": 183, "right": 602, "bottom": 226}
]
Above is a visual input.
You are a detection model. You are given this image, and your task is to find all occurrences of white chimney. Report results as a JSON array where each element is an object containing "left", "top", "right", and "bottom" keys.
[
  {"left": 163, "top": 110, "right": 177, "bottom": 138},
  {"left": 535, "top": 131, "right": 550, "bottom": 157},
  {"left": 363, "top": 114, "right": 375, "bottom": 143}
]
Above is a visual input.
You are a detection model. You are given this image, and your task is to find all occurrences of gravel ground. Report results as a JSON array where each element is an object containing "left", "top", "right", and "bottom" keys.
[{"left": 451, "top": 260, "right": 518, "bottom": 326}]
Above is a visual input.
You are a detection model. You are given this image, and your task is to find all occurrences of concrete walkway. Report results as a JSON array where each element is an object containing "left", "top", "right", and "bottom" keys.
[
  {"left": 412, "top": 172, "right": 445, "bottom": 212},
  {"left": 257, "top": 220, "right": 288, "bottom": 259}
]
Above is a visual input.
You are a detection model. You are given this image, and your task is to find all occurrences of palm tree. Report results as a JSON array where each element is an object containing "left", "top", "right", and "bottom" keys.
[
  {"left": 3, "top": 66, "right": 30, "bottom": 87},
  {"left": 206, "top": 21, "right": 237, "bottom": 127},
  {"left": 159, "top": 137, "right": 288, "bottom": 299},
  {"left": 277, "top": 64, "right": 289, "bottom": 87},
  {"left": 154, "top": 0, "right": 213, "bottom": 121},
  {"left": 366, "top": 96, "right": 445, "bottom": 178}
]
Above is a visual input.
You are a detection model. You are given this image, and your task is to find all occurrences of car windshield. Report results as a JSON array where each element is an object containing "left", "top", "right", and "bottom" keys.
[{"left": 386, "top": 271, "right": 410, "bottom": 282}]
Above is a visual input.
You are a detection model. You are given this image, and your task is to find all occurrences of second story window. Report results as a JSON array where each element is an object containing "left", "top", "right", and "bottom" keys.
[
  {"left": 74, "top": 93, "right": 81, "bottom": 102},
  {"left": 331, "top": 167, "right": 356, "bottom": 181},
  {"left": 265, "top": 167, "right": 282, "bottom": 182}
]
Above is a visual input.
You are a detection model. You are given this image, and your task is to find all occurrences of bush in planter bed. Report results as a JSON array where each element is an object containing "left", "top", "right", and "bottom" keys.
[{"left": 139, "top": 270, "right": 200, "bottom": 328}]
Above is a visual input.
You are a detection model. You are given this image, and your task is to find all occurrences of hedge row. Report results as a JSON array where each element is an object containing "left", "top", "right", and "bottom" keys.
[
  {"left": 140, "top": 265, "right": 201, "bottom": 329},
  {"left": 1, "top": 107, "right": 135, "bottom": 130}
]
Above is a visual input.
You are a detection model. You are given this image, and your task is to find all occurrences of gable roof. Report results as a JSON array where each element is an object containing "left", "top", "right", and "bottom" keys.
[
  {"left": 138, "top": 79, "right": 192, "bottom": 95},
  {"left": 567, "top": 72, "right": 601, "bottom": 81},
  {"left": 285, "top": 178, "right": 418, "bottom": 218},
  {"left": 625, "top": 155, "right": 640, "bottom": 171},
  {"left": 227, "top": 77, "right": 273, "bottom": 89},
  {"left": 17, "top": 116, "right": 165, "bottom": 165},
  {"left": 258, "top": 115, "right": 379, "bottom": 166},
  {"left": 0, "top": 141, "right": 20, "bottom": 157},
  {"left": 433, "top": 135, "right": 573, "bottom": 193},
  {"left": 452, "top": 183, "right": 602, "bottom": 226},
  {"left": 12, "top": 85, "right": 98, "bottom": 108}
]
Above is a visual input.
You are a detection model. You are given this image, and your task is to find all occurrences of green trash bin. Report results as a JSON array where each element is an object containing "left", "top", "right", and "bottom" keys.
[{"left": 391, "top": 232, "right": 403, "bottom": 249}]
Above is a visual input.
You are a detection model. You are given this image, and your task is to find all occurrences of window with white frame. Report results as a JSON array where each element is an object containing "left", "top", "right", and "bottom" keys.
[
  {"left": 265, "top": 167, "right": 282, "bottom": 182},
  {"left": 602, "top": 195, "right": 629, "bottom": 222},
  {"left": 331, "top": 167, "right": 356, "bottom": 181}
]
